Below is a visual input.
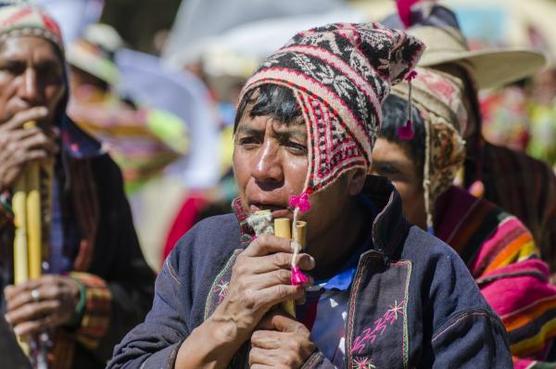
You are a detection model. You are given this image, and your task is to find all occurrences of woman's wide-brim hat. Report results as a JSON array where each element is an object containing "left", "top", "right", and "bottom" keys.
[{"left": 408, "top": 26, "right": 547, "bottom": 90}]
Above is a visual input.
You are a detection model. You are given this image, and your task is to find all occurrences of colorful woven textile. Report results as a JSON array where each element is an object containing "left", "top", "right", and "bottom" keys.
[
  {"left": 239, "top": 22, "right": 424, "bottom": 195},
  {"left": 435, "top": 186, "right": 556, "bottom": 365},
  {"left": 0, "top": 2, "right": 63, "bottom": 51},
  {"left": 472, "top": 141, "right": 556, "bottom": 271}
]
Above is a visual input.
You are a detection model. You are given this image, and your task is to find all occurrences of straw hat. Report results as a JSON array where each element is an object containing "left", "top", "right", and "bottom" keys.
[
  {"left": 408, "top": 25, "right": 547, "bottom": 90},
  {"left": 67, "top": 24, "right": 123, "bottom": 85}
]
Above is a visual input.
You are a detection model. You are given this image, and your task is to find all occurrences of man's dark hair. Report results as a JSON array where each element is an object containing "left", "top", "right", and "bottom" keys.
[
  {"left": 380, "top": 94, "right": 426, "bottom": 175},
  {"left": 234, "top": 84, "right": 302, "bottom": 131}
]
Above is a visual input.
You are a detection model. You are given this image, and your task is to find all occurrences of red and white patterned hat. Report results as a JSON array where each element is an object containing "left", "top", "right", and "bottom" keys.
[
  {"left": 0, "top": 2, "right": 64, "bottom": 52},
  {"left": 239, "top": 22, "right": 425, "bottom": 197}
]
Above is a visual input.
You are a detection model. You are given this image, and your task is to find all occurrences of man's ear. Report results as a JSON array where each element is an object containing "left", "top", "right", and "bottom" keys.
[{"left": 347, "top": 168, "right": 366, "bottom": 196}]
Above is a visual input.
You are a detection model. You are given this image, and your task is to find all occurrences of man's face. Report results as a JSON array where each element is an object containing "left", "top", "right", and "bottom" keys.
[
  {"left": 233, "top": 111, "right": 354, "bottom": 245},
  {"left": 371, "top": 138, "right": 426, "bottom": 228},
  {"left": 0, "top": 36, "right": 65, "bottom": 125}
]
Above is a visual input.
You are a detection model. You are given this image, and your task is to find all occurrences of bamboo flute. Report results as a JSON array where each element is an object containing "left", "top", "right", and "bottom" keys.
[
  {"left": 26, "top": 157, "right": 42, "bottom": 280},
  {"left": 274, "top": 218, "right": 307, "bottom": 317},
  {"left": 247, "top": 212, "right": 308, "bottom": 318},
  {"left": 13, "top": 175, "right": 29, "bottom": 285},
  {"left": 273, "top": 218, "right": 296, "bottom": 317},
  {"left": 12, "top": 121, "right": 49, "bottom": 368}
]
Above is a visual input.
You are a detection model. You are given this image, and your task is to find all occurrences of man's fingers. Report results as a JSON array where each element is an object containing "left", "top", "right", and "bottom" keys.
[
  {"left": 249, "top": 365, "right": 274, "bottom": 369},
  {"left": 256, "top": 310, "right": 305, "bottom": 333},
  {"left": 18, "top": 130, "right": 59, "bottom": 154},
  {"left": 5, "top": 290, "right": 35, "bottom": 312},
  {"left": 5, "top": 300, "right": 60, "bottom": 327},
  {"left": 251, "top": 330, "right": 283, "bottom": 349},
  {"left": 238, "top": 252, "right": 315, "bottom": 276},
  {"left": 12, "top": 316, "right": 54, "bottom": 338},
  {"left": 1, "top": 107, "right": 49, "bottom": 131},
  {"left": 268, "top": 313, "right": 307, "bottom": 334},
  {"left": 246, "top": 270, "right": 292, "bottom": 290},
  {"left": 243, "top": 234, "right": 295, "bottom": 257},
  {"left": 255, "top": 285, "right": 304, "bottom": 309},
  {"left": 4, "top": 281, "right": 41, "bottom": 309},
  {"left": 248, "top": 347, "right": 280, "bottom": 367}
]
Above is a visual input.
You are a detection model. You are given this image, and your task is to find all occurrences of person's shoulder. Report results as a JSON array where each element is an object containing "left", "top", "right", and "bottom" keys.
[
  {"left": 402, "top": 225, "right": 463, "bottom": 263},
  {"left": 401, "top": 226, "right": 489, "bottom": 309}
]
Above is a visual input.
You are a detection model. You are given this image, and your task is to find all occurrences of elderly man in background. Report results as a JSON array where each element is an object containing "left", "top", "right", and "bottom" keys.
[{"left": 0, "top": 3, "right": 154, "bottom": 369}]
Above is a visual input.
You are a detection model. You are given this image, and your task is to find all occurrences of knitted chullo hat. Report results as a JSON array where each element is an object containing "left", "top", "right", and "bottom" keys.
[
  {"left": 239, "top": 22, "right": 425, "bottom": 203},
  {"left": 0, "top": 1, "right": 64, "bottom": 52},
  {"left": 390, "top": 67, "right": 467, "bottom": 230}
]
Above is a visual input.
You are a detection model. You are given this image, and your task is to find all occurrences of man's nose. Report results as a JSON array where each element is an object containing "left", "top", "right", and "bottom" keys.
[
  {"left": 252, "top": 141, "right": 284, "bottom": 184},
  {"left": 19, "top": 67, "right": 41, "bottom": 104}
]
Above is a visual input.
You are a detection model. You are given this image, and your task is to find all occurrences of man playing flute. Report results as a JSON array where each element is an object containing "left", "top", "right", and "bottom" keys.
[
  {"left": 0, "top": 3, "right": 155, "bottom": 369},
  {"left": 109, "top": 23, "right": 512, "bottom": 369}
]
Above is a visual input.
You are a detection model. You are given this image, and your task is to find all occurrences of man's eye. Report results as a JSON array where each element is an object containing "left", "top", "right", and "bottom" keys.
[
  {"left": 238, "top": 137, "right": 260, "bottom": 147},
  {"left": 376, "top": 164, "right": 399, "bottom": 176},
  {"left": 0, "top": 63, "right": 24, "bottom": 75},
  {"left": 285, "top": 141, "right": 307, "bottom": 155}
]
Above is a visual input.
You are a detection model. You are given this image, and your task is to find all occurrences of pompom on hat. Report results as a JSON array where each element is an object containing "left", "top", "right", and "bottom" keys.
[
  {"left": 239, "top": 22, "right": 425, "bottom": 201},
  {"left": 0, "top": 1, "right": 64, "bottom": 52}
]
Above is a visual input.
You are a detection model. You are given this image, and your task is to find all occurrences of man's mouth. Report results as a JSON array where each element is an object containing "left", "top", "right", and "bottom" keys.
[{"left": 249, "top": 202, "right": 292, "bottom": 218}]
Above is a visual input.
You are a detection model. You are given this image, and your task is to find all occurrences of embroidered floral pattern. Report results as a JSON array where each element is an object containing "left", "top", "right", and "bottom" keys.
[
  {"left": 353, "top": 357, "right": 377, "bottom": 369},
  {"left": 351, "top": 300, "right": 406, "bottom": 355},
  {"left": 215, "top": 280, "right": 229, "bottom": 304}
]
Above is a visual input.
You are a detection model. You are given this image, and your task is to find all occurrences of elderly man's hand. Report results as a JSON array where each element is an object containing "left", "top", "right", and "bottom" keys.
[
  {"left": 0, "top": 107, "right": 59, "bottom": 192},
  {"left": 210, "top": 234, "right": 314, "bottom": 344},
  {"left": 4, "top": 275, "right": 81, "bottom": 338},
  {"left": 249, "top": 310, "right": 315, "bottom": 369}
]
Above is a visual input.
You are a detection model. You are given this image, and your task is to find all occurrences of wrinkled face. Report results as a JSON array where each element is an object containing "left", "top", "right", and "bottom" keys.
[
  {"left": 371, "top": 138, "right": 426, "bottom": 228},
  {"left": 0, "top": 36, "right": 65, "bottom": 125},
  {"left": 233, "top": 111, "right": 355, "bottom": 244}
]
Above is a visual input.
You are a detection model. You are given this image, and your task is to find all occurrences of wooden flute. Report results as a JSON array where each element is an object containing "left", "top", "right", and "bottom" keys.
[
  {"left": 12, "top": 121, "right": 51, "bottom": 369},
  {"left": 274, "top": 218, "right": 306, "bottom": 318},
  {"left": 247, "top": 211, "right": 307, "bottom": 318}
]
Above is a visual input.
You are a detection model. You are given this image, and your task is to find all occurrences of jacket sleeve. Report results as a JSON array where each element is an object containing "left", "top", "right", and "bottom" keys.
[
  {"left": 107, "top": 250, "right": 189, "bottom": 369},
  {"left": 430, "top": 308, "right": 513, "bottom": 368},
  {"left": 81, "top": 155, "right": 156, "bottom": 362}
]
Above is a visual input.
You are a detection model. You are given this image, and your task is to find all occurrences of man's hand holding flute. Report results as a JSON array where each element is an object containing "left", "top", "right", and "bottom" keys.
[
  {"left": 1, "top": 105, "right": 80, "bottom": 339},
  {"left": 175, "top": 234, "right": 315, "bottom": 369}
]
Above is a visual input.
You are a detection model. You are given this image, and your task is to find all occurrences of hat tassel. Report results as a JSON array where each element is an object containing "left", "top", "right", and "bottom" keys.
[{"left": 397, "top": 70, "right": 418, "bottom": 141}]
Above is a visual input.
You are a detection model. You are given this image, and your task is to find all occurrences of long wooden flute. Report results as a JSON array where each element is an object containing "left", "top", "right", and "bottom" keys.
[
  {"left": 13, "top": 121, "right": 42, "bottom": 283},
  {"left": 12, "top": 121, "right": 50, "bottom": 369}
]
